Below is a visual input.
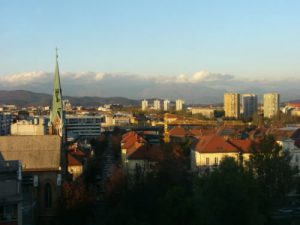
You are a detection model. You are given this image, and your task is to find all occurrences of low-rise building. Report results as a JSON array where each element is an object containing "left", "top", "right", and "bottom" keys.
[
  {"left": 11, "top": 117, "right": 48, "bottom": 135},
  {"left": 121, "top": 132, "right": 162, "bottom": 181},
  {"left": 190, "top": 135, "right": 251, "bottom": 173},
  {"left": 67, "top": 154, "right": 84, "bottom": 181},
  {"left": 0, "top": 135, "right": 63, "bottom": 225},
  {"left": 191, "top": 107, "right": 215, "bottom": 119}
]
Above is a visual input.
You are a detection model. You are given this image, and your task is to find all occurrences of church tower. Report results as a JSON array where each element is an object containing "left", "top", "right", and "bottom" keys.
[{"left": 49, "top": 49, "right": 64, "bottom": 137}]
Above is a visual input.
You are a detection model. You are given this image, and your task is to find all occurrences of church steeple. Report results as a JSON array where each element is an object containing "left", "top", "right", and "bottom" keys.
[{"left": 50, "top": 48, "right": 64, "bottom": 136}]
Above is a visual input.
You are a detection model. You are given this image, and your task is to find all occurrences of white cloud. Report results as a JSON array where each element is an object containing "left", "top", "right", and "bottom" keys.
[
  {"left": 1, "top": 70, "right": 300, "bottom": 103},
  {"left": 0, "top": 71, "right": 49, "bottom": 85},
  {"left": 151, "top": 71, "right": 234, "bottom": 84}
]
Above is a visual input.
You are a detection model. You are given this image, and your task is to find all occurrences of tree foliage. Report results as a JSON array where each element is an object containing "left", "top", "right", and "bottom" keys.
[
  {"left": 246, "top": 135, "right": 295, "bottom": 213},
  {"left": 194, "top": 157, "right": 263, "bottom": 225}
]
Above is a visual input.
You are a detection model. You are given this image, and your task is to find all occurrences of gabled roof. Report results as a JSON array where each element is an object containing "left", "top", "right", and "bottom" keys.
[
  {"left": 127, "top": 144, "right": 162, "bottom": 161},
  {"left": 68, "top": 154, "right": 82, "bottom": 166},
  {"left": 70, "top": 149, "right": 86, "bottom": 157},
  {"left": 194, "top": 135, "right": 251, "bottom": 154},
  {"left": 189, "top": 128, "right": 202, "bottom": 137},
  {"left": 229, "top": 139, "right": 252, "bottom": 153},
  {"left": 266, "top": 128, "right": 295, "bottom": 141},
  {"left": 169, "top": 126, "right": 188, "bottom": 137},
  {"left": 0, "top": 135, "right": 61, "bottom": 171}
]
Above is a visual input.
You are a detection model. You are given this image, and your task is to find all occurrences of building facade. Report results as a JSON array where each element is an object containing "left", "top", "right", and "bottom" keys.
[
  {"left": 0, "top": 160, "right": 23, "bottom": 225},
  {"left": 141, "top": 99, "right": 148, "bottom": 111},
  {"left": 11, "top": 117, "right": 48, "bottom": 136},
  {"left": 163, "top": 100, "right": 170, "bottom": 111},
  {"left": 65, "top": 115, "right": 103, "bottom": 139},
  {"left": 190, "top": 135, "right": 251, "bottom": 173},
  {"left": 0, "top": 112, "right": 13, "bottom": 136},
  {"left": 0, "top": 135, "right": 63, "bottom": 225},
  {"left": 191, "top": 107, "right": 215, "bottom": 119},
  {"left": 224, "top": 93, "right": 240, "bottom": 119},
  {"left": 153, "top": 100, "right": 161, "bottom": 111},
  {"left": 242, "top": 94, "right": 258, "bottom": 119},
  {"left": 264, "top": 93, "right": 280, "bottom": 118},
  {"left": 175, "top": 99, "right": 185, "bottom": 111}
]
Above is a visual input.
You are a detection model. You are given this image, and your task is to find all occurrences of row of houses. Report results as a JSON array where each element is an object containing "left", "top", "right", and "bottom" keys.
[{"left": 120, "top": 126, "right": 300, "bottom": 178}]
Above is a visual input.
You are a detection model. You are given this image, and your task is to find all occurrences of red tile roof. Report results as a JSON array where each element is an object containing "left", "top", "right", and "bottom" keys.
[
  {"left": 229, "top": 139, "right": 252, "bottom": 153},
  {"left": 194, "top": 135, "right": 251, "bottom": 153},
  {"left": 68, "top": 154, "right": 82, "bottom": 166},
  {"left": 189, "top": 128, "right": 202, "bottom": 137},
  {"left": 127, "top": 144, "right": 163, "bottom": 161},
  {"left": 169, "top": 126, "right": 188, "bottom": 137},
  {"left": 122, "top": 131, "right": 163, "bottom": 161}
]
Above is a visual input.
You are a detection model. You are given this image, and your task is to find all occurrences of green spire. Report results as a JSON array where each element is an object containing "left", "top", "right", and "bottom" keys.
[{"left": 50, "top": 48, "right": 64, "bottom": 136}]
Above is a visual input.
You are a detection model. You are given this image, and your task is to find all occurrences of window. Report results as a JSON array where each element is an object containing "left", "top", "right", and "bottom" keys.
[
  {"left": 214, "top": 157, "right": 219, "bottom": 165},
  {"left": 0, "top": 205, "right": 17, "bottom": 221},
  {"left": 44, "top": 183, "right": 52, "bottom": 208},
  {"left": 206, "top": 157, "right": 210, "bottom": 165}
]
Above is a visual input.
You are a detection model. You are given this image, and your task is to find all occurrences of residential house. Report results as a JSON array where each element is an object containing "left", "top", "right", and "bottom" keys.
[{"left": 190, "top": 135, "right": 251, "bottom": 173}]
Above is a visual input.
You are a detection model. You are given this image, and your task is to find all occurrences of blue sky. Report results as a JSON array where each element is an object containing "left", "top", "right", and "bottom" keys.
[{"left": 1, "top": 0, "right": 300, "bottom": 78}]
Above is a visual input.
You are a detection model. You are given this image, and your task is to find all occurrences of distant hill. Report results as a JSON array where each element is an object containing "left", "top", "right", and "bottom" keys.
[{"left": 0, "top": 90, "right": 140, "bottom": 107}]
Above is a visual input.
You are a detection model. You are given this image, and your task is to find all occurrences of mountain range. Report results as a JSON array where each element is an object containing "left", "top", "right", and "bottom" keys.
[
  {"left": 0, "top": 90, "right": 139, "bottom": 107},
  {"left": 1, "top": 71, "right": 300, "bottom": 105}
]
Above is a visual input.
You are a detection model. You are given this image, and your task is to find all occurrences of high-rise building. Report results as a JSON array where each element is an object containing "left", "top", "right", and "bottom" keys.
[
  {"left": 176, "top": 99, "right": 185, "bottom": 111},
  {"left": 224, "top": 93, "right": 240, "bottom": 118},
  {"left": 163, "top": 99, "right": 170, "bottom": 111},
  {"left": 141, "top": 99, "right": 148, "bottom": 111},
  {"left": 264, "top": 93, "right": 280, "bottom": 118},
  {"left": 153, "top": 100, "right": 161, "bottom": 111},
  {"left": 242, "top": 94, "right": 258, "bottom": 119}
]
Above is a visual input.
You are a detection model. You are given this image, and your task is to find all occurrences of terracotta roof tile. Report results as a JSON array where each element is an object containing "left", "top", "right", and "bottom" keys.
[
  {"left": 194, "top": 135, "right": 251, "bottom": 153},
  {"left": 169, "top": 126, "right": 188, "bottom": 137},
  {"left": 68, "top": 154, "right": 82, "bottom": 166}
]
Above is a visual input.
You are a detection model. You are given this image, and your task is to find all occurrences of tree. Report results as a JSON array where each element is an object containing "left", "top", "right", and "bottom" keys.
[
  {"left": 246, "top": 135, "right": 295, "bottom": 213},
  {"left": 194, "top": 157, "right": 263, "bottom": 225},
  {"left": 158, "top": 187, "right": 194, "bottom": 225},
  {"left": 59, "top": 180, "right": 96, "bottom": 225}
]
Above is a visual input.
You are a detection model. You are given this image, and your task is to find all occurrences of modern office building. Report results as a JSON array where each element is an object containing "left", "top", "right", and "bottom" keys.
[
  {"left": 65, "top": 115, "right": 103, "bottom": 140},
  {"left": 163, "top": 99, "right": 170, "bottom": 111},
  {"left": 176, "top": 99, "right": 185, "bottom": 111},
  {"left": 141, "top": 99, "right": 148, "bottom": 111},
  {"left": 264, "top": 93, "right": 280, "bottom": 118},
  {"left": 242, "top": 94, "right": 258, "bottom": 119},
  {"left": 153, "top": 100, "right": 161, "bottom": 111},
  {"left": 224, "top": 93, "right": 240, "bottom": 119}
]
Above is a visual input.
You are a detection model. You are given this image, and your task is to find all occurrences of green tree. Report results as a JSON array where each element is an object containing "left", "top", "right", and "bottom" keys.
[
  {"left": 194, "top": 157, "right": 263, "bottom": 225},
  {"left": 246, "top": 135, "right": 295, "bottom": 214},
  {"left": 159, "top": 187, "right": 194, "bottom": 225}
]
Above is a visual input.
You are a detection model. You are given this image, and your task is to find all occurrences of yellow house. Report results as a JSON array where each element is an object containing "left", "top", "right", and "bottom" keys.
[
  {"left": 68, "top": 154, "right": 84, "bottom": 180},
  {"left": 191, "top": 135, "right": 252, "bottom": 173}
]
